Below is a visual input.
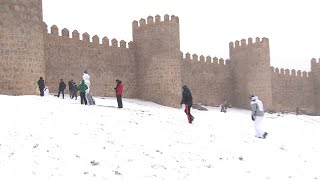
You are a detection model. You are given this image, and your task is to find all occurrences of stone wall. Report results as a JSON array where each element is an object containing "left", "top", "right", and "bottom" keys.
[
  {"left": 181, "top": 53, "right": 233, "bottom": 106},
  {"left": 311, "top": 58, "right": 320, "bottom": 115},
  {"left": 1, "top": 0, "right": 320, "bottom": 114},
  {"left": 132, "top": 15, "right": 182, "bottom": 108},
  {"left": 271, "top": 67, "right": 314, "bottom": 113},
  {"left": 230, "top": 38, "right": 273, "bottom": 110},
  {"left": 44, "top": 25, "right": 137, "bottom": 98},
  {"left": 0, "top": 0, "right": 45, "bottom": 95}
]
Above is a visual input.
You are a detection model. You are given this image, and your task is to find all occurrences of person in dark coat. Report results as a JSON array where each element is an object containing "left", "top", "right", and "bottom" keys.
[
  {"left": 181, "top": 85, "right": 194, "bottom": 124},
  {"left": 58, "top": 79, "right": 66, "bottom": 99},
  {"left": 114, "top": 79, "right": 123, "bottom": 108},
  {"left": 37, "top": 77, "right": 45, "bottom": 97},
  {"left": 68, "top": 79, "right": 74, "bottom": 98},
  {"left": 78, "top": 80, "right": 88, "bottom": 105},
  {"left": 71, "top": 82, "right": 78, "bottom": 100}
]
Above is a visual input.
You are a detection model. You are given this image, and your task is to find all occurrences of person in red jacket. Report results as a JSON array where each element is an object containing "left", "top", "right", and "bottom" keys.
[{"left": 114, "top": 79, "right": 123, "bottom": 108}]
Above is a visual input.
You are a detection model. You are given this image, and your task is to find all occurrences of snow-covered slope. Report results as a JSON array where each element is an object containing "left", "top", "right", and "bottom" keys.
[{"left": 0, "top": 95, "right": 319, "bottom": 180}]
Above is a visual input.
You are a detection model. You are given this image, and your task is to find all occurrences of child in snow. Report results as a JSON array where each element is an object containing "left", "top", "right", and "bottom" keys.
[
  {"left": 250, "top": 95, "right": 268, "bottom": 139},
  {"left": 220, "top": 99, "right": 227, "bottom": 113}
]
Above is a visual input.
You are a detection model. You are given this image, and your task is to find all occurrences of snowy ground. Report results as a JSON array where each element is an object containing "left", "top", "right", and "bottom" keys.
[{"left": 0, "top": 94, "right": 319, "bottom": 180}]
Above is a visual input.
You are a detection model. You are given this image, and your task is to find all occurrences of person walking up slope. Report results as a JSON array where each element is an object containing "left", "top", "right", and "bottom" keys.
[
  {"left": 250, "top": 95, "right": 268, "bottom": 139},
  {"left": 181, "top": 85, "right": 194, "bottom": 124},
  {"left": 114, "top": 79, "right": 123, "bottom": 108}
]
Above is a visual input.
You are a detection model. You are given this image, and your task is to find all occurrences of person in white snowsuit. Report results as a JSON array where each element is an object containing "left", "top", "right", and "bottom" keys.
[
  {"left": 82, "top": 70, "right": 94, "bottom": 105},
  {"left": 44, "top": 86, "right": 49, "bottom": 96},
  {"left": 250, "top": 95, "right": 268, "bottom": 139}
]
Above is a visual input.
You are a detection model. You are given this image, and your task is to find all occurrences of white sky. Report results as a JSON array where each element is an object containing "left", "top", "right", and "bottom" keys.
[
  {"left": 1, "top": 95, "right": 320, "bottom": 179},
  {"left": 42, "top": 0, "right": 320, "bottom": 71}
]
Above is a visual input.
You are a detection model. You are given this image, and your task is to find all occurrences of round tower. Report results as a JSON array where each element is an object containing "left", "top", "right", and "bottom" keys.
[
  {"left": 0, "top": 0, "right": 45, "bottom": 95},
  {"left": 132, "top": 14, "right": 182, "bottom": 107},
  {"left": 311, "top": 58, "right": 320, "bottom": 115},
  {"left": 230, "top": 37, "right": 272, "bottom": 110}
]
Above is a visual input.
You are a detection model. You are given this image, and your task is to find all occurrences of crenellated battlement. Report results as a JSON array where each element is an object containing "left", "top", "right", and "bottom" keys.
[
  {"left": 181, "top": 52, "right": 230, "bottom": 66},
  {"left": 45, "top": 25, "right": 133, "bottom": 49},
  {"left": 271, "top": 66, "right": 310, "bottom": 78},
  {"left": 132, "top": 14, "right": 179, "bottom": 30},
  {"left": 2, "top": 3, "right": 320, "bottom": 114},
  {"left": 43, "top": 22, "right": 48, "bottom": 33},
  {"left": 50, "top": 25, "right": 59, "bottom": 35},
  {"left": 229, "top": 37, "right": 269, "bottom": 51},
  {"left": 61, "top": 28, "right": 69, "bottom": 38},
  {"left": 311, "top": 58, "right": 320, "bottom": 114},
  {"left": 311, "top": 58, "right": 320, "bottom": 72}
]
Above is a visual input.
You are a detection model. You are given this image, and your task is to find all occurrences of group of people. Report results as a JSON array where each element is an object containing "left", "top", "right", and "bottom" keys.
[
  {"left": 36, "top": 70, "right": 124, "bottom": 108},
  {"left": 38, "top": 75, "right": 267, "bottom": 139},
  {"left": 180, "top": 85, "right": 268, "bottom": 139},
  {"left": 55, "top": 78, "right": 80, "bottom": 100}
]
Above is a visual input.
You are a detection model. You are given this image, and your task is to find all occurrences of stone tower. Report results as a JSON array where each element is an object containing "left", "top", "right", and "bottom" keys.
[
  {"left": 311, "top": 58, "right": 320, "bottom": 115},
  {"left": 132, "top": 15, "right": 182, "bottom": 107},
  {"left": 0, "top": 0, "right": 45, "bottom": 95},
  {"left": 229, "top": 37, "right": 272, "bottom": 110}
]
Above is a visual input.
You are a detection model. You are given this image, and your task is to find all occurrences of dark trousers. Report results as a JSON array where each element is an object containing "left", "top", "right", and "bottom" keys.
[
  {"left": 116, "top": 94, "right": 123, "bottom": 108},
  {"left": 184, "top": 104, "right": 193, "bottom": 123},
  {"left": 221, "top": 106, "right": 227, "bottom": 113},
  {"left": 80, "top": 92, "right": 87, "bottom": 105},
  {"left": 69, "top": 88, "right": 73, "bottom": 98},
  {"left": 72, "top": 90, "right": 78, "bottom": 100},
  {"left": 40, "top": 88, "right": 44, "bottom": 96},
  {"left": 58, "top": 89, "right": 65, "bottom": 99}
]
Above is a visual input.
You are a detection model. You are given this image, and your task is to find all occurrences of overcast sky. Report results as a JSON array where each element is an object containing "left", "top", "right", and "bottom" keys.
[{"left": 43, "top": 0, "right": 320, "bottom": 71}]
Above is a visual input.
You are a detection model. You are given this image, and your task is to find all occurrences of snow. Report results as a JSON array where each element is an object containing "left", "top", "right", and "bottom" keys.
[{"left": 0, "top": 94, "right": 319, "bottom": 180}]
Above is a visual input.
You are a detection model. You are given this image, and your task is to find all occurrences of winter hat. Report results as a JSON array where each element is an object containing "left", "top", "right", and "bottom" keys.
[
  {"left": 251, "top": 96, "right": 258, "bottom": 101},
  {"left": 249, "top": 94, "right": 255, "bottom": 99},
  {"left": 84, "top": 69, "right": 88, "bottom": 74}
]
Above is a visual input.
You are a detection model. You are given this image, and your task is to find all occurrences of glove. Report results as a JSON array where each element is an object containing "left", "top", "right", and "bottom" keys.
[{"left": 251, "top": 115, "right": 255, "bottom": 121}]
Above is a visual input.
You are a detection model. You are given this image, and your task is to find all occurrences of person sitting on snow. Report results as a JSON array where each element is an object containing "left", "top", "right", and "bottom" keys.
[{"left": 220, "top": 99, "right": 228, "bottom": 113}]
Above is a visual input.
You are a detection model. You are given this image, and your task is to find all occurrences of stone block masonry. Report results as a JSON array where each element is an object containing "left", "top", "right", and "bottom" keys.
[
  {"left": 0, "top": 0, "right": 319, "bottom": 115},
  {"left": 0, "top": 0, "right": 45, "bottom": 95}
]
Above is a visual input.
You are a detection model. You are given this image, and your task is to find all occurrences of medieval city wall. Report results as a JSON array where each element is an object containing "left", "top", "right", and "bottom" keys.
[
  {"left": 271, "top": 67, "right": 314, "bottom": 113},
  {"left": 181, "top": 53, "right": 233, "bottom": 106},
  {"left": 43, "top": 25, "right": 137, "bottom": 98},
  {"left": 229, "top": 38, "right": 273, "bottom": 110},
  {"left": 1, "top": 0, "right": 319, "bottom": 114},
  {"left": 0, "top": 0, "right": 45, "bottom": 95},
  {"left": 132, "top": 15, "right": 182, "bottom": 108},
  {"left": 311, "top": 58, "right": 320, "bottom": 115}
]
